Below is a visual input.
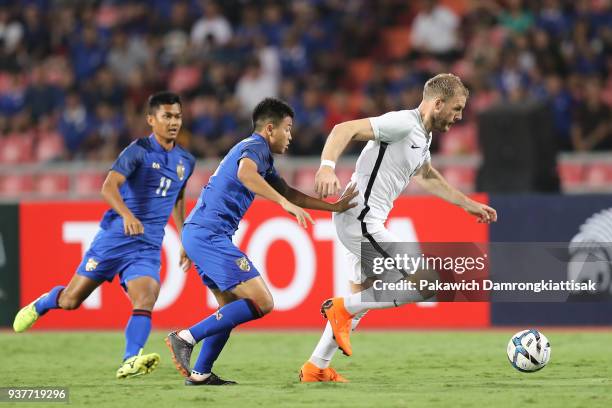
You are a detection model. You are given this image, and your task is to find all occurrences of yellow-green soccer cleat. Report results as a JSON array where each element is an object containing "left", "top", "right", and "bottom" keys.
[
  {"left": 13, "top": 293, "right": 47, "bottom": 333},
  {"left": 116, "top": 349, "right": 161, "bottom": 379}
]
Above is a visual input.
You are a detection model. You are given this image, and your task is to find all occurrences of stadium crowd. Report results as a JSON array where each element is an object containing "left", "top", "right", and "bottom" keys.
[{"left": 0, "top": 0, "right": 611, "bottom": 163}]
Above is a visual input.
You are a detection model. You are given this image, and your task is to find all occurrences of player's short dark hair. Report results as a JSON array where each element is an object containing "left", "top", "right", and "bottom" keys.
[
  {"left": 252, "top": 97, "right": 294, "bottom": 129},
  {"left": 147, "top": 91, "right": 182, "bottom": 114}
]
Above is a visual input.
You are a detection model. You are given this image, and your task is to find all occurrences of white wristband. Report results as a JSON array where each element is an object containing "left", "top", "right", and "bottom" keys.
[{"left": 320, "top": 159, "right": 336, "bottom": 169}]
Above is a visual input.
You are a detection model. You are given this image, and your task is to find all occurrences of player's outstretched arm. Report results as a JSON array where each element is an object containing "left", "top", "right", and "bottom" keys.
[
  {"left": 172, "top": 186, "right": 191, "bottom": 272},
  {"left": 101, "top": 170, "right": 145, "bottom": 235},
  {"left": 316, "top": 118, "right": 375, "bottom": 198},
  {"left": 237, "top": 158, "right": 314, "bottom": 228},
  {"left": 413, "top": 161, "right": 497, "bottom": 224},
  {"left": 270, "top": 178, "right": 358, "bottom": 213}
]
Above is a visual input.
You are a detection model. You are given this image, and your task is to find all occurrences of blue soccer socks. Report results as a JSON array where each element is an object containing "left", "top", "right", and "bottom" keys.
[
  {"left": 34, "top": 286, "right": 65, "bottom": 315},
  {"left": 192, "top": 328, "right": 232, "bottom": 375},
  {"left": 188, "top": 299, "right": 263, "bottom": 342},
  {"left": 123, "top": 309, "right": 152, "bottom": 361}
]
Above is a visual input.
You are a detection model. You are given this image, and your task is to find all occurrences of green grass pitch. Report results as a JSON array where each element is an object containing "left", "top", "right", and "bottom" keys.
[{"left": 1, "top": 330, "right": 611, "bottom": 408}]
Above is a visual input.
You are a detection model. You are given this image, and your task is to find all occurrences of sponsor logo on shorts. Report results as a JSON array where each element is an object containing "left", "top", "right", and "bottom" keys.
[
  {"left": 236, "top": 256, "right": 251, "bottom": 272},
  {"left": 85, "top": 258, "right": 99, "bottom": 271}
]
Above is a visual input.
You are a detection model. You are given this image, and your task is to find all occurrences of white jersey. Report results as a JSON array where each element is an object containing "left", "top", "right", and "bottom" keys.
[{"left": 346, "top": 108, "right": 431, "bottom": 226}]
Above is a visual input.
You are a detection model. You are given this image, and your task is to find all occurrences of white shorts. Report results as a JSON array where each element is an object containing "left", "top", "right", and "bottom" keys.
[{"left": 333, "top": 210, "right": 401, "bottom": 284}]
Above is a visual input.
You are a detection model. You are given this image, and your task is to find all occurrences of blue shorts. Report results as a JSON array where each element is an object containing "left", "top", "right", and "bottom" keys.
[
  {"left": 182, "top": 223, "right": 260, "bottom": 292},
  {"left": 76, "top": 228, "right": 161, "bottom": 289}
]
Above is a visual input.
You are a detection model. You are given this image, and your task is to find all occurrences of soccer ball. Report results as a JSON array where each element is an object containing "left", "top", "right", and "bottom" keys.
[{"left": 506, "top": 329, "right": 551, "bottom": 372}]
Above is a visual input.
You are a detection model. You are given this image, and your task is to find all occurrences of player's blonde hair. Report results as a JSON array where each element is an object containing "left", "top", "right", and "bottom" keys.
[{"left": 423, "top": 73, "right": 469, "bottom": 101}]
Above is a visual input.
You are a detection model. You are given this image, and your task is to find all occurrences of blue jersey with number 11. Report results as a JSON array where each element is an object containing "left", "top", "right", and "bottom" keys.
[{"left": 99, "top": 134, "right": 195, "bottom": 248}]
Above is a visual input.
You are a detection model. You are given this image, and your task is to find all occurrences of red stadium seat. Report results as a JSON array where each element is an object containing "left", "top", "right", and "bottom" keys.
[
  {"left": 584, "top": 163, "right": 612, "bottom": 188},
  {"left": 348, "top": 59, "right": 373, "bottom": 86},
  {"left": 382, "top": 28, "right": 411, "bottom": 59},
  {"left": 0, "top": 174, "right": 34, "bottom": 196},
  {"left": 168, "top": 66, "right": 201, "bottom": 94},
  {"left": 35, "top": 131, "right": 65, "bottom": 162},
  {"left": 0, "top": 133, "right": 34, "bottom": 164},
  {"left": 35, "top": 173, "right": 70, "bottom": 196},
  {"left": 74, "top": 172, "right": 106, "bottom": 196}
]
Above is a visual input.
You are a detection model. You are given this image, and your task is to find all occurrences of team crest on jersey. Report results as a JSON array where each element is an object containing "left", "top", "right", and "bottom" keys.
[
  {"left": 235, "top": 256, "right": 251, "bottom": 271},
  {"left": 85, "top": 258, "right": 99, "bottom": 272},
  {"left": 214, "top": 310, "right": 223, "bottom": 320},
  {"left": 152, "top": 162, "right": 161, "bottom": 169},
  {"left": 176, "top": 161, "right": 185, "bottom": 181}
]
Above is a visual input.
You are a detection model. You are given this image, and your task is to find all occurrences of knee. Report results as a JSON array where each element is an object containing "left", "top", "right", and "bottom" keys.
[
  {"left": 252, "top": 296, "right": 274, "bottom": 316},
  {"left": 58, "top": 292, "right": 82, "bottom": 310},
  {"left": 131, "top": 293, "right": 158, "bottom": 311}
]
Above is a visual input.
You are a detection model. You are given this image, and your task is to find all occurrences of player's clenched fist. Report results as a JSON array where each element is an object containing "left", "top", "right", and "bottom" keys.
[
  {"left": 123, "top": 214, "right": 144, "bottom": 235},
  {"left": 315, "top": 166, "right": 341, "bottom": 198}
]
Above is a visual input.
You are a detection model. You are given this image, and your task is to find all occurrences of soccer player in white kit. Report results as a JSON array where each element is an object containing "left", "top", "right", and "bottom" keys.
[{"left": 299, "top": 73, "right": 497, "bottom": 382}]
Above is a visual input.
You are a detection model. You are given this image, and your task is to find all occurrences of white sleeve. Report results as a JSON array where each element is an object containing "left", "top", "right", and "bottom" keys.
[{"left": 369, "top": 110, "right": 415, "bottom": 144}]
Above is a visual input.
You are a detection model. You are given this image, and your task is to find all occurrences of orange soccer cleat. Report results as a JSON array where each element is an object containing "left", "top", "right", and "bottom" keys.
[
  {"left": 320, "top": 297, "right": 354, "bottom": 356},
  {"left": 299, "top": 361, "right": 349, "bottom": 383}
]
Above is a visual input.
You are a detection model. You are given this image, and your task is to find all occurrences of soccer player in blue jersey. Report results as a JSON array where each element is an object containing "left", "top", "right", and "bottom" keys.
[
  {"left": 13, "top": 92, "right": 196, "bottom": 379},
  {"left": 165, "top": 97, "right": 358, "bottom": 385}
]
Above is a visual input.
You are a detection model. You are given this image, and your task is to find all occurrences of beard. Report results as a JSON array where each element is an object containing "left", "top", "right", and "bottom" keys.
[{"left": 430, "top": 116, "right": 450, "bottom": 132}]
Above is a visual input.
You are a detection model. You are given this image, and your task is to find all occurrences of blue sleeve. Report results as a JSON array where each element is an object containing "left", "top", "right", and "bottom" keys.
[
  {"left": 238, "top": 142, "right": 266, "bottom": 171},
  {"left": 111, "top": 143, "right": 145, "bottom": 177}
]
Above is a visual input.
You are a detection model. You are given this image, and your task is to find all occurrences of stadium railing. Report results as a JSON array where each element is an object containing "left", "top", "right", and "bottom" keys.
[{"left": 1, "top": 153, "right": 611, "bottom": 200}]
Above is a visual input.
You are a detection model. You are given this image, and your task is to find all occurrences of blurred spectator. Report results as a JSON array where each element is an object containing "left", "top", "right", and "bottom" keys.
[
  {"left": 571, "top": 77, "right": 612, "bottom": 151},
  {"left": 531, "top": 28, "right": 566, "bottom": 76},
  {"left": 0, "top": 0, "right": 610, "bottom": 164},
  {"left": 191, "top": 1, "right": 232, "bottom": 49},
  {"left": 0, "top": 7, "right": 23, "bottom": 53},
  {"left": 410, "top": 0, "right": 460, "bottom": 60},
  {"left": 84, "top": 102, "right": 125, "bottom": 160},
  {"left": 291, "top": 87, "right": 326, "bottom": 155},
  {"left": 0, "top": 73, "right": 26, "bottom": 116},
  {"left": 70, "top": 25, "right": 107, "bottom": 82},
  {"left": 234, "top": 6, "right": 262, "bottom": 54},
  {"left": 58, "top": 91, "right": 93, "bottom": 157},
  {"left": 191, "top": 97, "right": 238, "bottom": 158},
  {"left": 190, "top": 95, "right": 238, "bottom": 158},
  {"left": 536, "top": 0, "right": 572, "bottom": 38},
  {"left": 261, "top": 3, "right": 287, "bottom": 47},
  {"left": 107, "top": 30, "right": 151, "bottom": 85},
  {"left": 543, "top": 74, "right": 573, "bottom": 151},
  {"left": 499, "top": 0, "right": 534, "bottom": 34},
  {"left": 24, "top": 66, "right": 64, "bottom": 121},
  {"left": 279, "top": 29, "right": 309, "bottom": 77},
  {"left": 82, "top": 68, "right": 125, "bottom": 110},
  {"left": 235, "top": 56, "right": 279, "bottom": 117},
  {"left": 21, "top": 4, "right": 49, "bottom": 58}
]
